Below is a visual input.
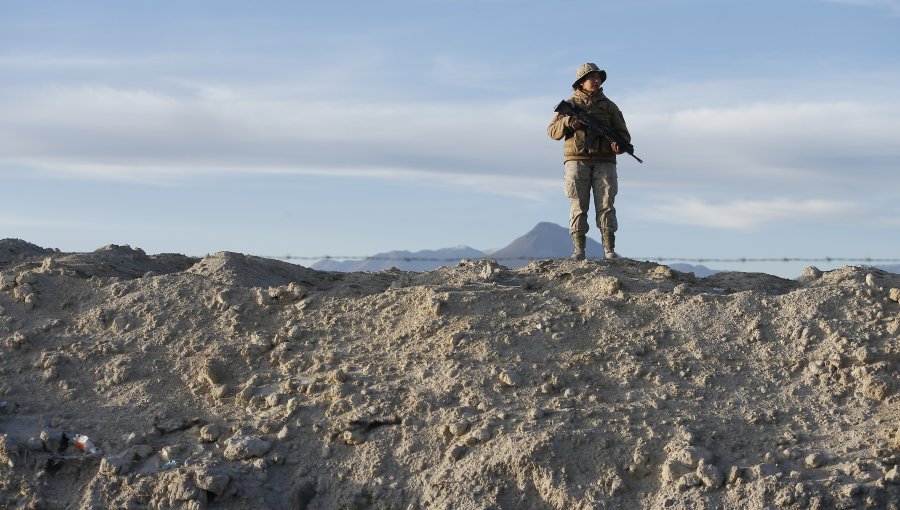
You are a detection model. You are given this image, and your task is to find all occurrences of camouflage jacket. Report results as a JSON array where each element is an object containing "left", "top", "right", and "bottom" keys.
[{"left": 547, "top": 88, "right": 631, "bottom": 163}]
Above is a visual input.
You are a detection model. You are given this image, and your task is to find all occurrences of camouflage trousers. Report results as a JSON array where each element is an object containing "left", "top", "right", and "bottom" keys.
[{"left": 563, "top": 160, "right": 618, "bottom": 236}]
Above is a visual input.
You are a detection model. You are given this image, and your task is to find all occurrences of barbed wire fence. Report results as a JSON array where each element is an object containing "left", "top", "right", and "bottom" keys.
[{"left": 258, "top": 254, "right": 900, "bottom": 265}]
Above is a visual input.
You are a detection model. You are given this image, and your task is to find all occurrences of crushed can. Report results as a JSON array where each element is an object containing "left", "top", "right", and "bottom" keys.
[{"left": 70, "top": 434, "right": 102, "bottom": 455}]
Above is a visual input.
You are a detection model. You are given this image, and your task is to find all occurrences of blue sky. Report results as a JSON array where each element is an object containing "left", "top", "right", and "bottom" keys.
[{"left": 2, "top": 0, "right": 899, "bottom": 278}]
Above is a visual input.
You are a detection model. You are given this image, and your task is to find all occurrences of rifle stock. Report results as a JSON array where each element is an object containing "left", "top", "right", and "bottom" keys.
[{"left": 554, "top": 100, "right": 643, "bottom": 163}]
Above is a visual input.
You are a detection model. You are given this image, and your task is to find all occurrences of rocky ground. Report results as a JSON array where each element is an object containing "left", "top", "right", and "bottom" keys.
[{"left": 0, "top": 238, "right": 898, "bottom": 509}]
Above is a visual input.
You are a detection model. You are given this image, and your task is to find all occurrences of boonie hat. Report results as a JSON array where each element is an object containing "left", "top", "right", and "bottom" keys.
[{"left": 573, "top": 62, "right": 607, "bottom": 89}]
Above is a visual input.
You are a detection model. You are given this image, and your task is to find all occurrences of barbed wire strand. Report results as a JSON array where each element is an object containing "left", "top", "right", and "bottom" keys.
[{"left": 258, "top": 255, "right": 900, "bottom": 264}]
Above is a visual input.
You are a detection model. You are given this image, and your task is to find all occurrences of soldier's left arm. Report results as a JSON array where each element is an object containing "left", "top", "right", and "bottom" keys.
[{"left": 609, "top": 101, "right": 632, "bottom": 144}]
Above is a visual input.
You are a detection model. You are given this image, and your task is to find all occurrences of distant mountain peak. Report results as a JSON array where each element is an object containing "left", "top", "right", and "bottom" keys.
[
  {"left": 526, "top": 222, "right": 565, "bottom": 235},
  {"left": 312, "top": 222, "right": 603, "bottom": 272}
]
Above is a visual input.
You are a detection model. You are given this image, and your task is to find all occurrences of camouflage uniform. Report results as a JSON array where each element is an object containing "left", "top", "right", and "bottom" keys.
[{"left": 547, "top": 63, "right": 632, "bottom": 259}]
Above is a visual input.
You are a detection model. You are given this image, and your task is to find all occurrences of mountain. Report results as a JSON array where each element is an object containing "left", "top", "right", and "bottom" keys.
[
  {"left": 668, "top": 263, "right": 725, "bottom": 277},
  {"left": 877, "top": 264, "right": 900, "bottom": 275},
  {"left": 489, "top": 221, "right": 603, "bottom": 268},
  {"left": 311, "top": 222, "right": 603, "bottom": 272},
  {"left": 311, "top": 246, "right": 486, "bottom": 272}
]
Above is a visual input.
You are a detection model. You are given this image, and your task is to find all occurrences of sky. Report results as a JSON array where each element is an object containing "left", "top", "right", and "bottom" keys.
[{"left": 2, "top": 0, "right": 899, "bottom": 278}]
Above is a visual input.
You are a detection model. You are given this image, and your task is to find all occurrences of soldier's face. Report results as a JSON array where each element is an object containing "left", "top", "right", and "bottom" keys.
[{"left": 581, "top": 73, "right": 603, "bottom": 93}]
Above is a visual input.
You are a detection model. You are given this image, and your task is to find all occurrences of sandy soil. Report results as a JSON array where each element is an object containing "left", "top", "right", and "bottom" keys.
[{"left": 0, "top": 239, "right": 898, "bottom": 509}]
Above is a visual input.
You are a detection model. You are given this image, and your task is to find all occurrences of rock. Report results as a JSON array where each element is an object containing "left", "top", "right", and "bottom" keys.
[
  {"left": 650, "top": 266, "right": 674, "bottom": 279},
  {"left": 661, "top": 460, "right": 692, "bottom": 483},
  {"left": 840, "top": 483, "right": 863, "bottom": 498},
  {"left": 498, "top": 371, "right": 522, "bottom": 387},
  {"left": 628, "top": 462, "right": 652, "bottom": 478},
  {"left": 194, "top": 467, "right": 231, "bottom": 496},
  {"left": 210, "top": 384, "right": 229, "bottom": 400},
  {"left": 199, "top": 358, "right": 227, "bottom": 385},
  {"left": 276, "top": 425, "right": 294, "bottom": 440},
  {"left": 99, "top": 452, "right": 136, "bottom": 476},
  {"left": 25, "top": 437, "right": 42, "bottom": 451},
  {"left": 726, "top": 465, "right": 742, "bottom": 484},
  {"left": 160, "top": 444, "right": 184, "bottom": 462},
  {"left": 447, "top": 444, "right": 467, "bottom": 461},
  {"left": 677, "top": 473, "right": 702, "bottom": 491},
  {"left": 670, "top": 446, "right": 714, "bottom": 468},
  {"left": 132, "top": 444, "right": 154, "bottom": 459},
  {"left": 199, "top": 424, "right": 222, "bottom": 442},
  {"left": 884, "top": 466, "right": 900, "bottom": 484},
  {"left": 696, "top": 460, "right": 724, "bottom": 490},
  {"left": 163, "top": 473, "right": 205, "bottom": 505},
  {"left": 852, "top": 347, "right": 872, "bottom": 364},
  {"left": 798, "top": 266, "right": 822, "bottom": 284},
  {"left": 774, "top": 487, "right": 795, "bottom": 507},
  {"left": 447, "top": 419, "right": 470, "bottom": 437},
  {"left": 0, "top": 273, "right": 15, "bottom": 290},
  {"left": 857, "top": 374, "right": 890, "bottom": 400},
  {"left": 479, "top": 261, "right": 501, "bottom": 280},
  {"left": 223, "top": 433, "right": 271, "bottom": 460},
  {"left": 341, "top": 429, "right": 366, "bottom": 445},
  {"left": 804, "top": 452, "right": 827, "bottom": 468},
  {"left": 751, "top": 463, "right": 782, "bottom": 479},
  {"left": 39, "top": 429, "right": 64, "bottom": 452},
  {"left": 889, "top": 288, "right": 900, "bottom": 303},
  {"left": 467, "top": 427, "right": 492, "bottom": 445},
  {"left": 598, "top": 276, "right": 621, "bottom": 295}
]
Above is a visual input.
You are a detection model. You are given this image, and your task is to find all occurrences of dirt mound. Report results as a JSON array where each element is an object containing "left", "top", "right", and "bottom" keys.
[
  {"left": 0, "top": 239, "right": 57, "bottom": 267},
  {"left": 186, "top": 252, "right": 329, "bottom": 289},
  {"left": 0, "top": 242, "right": 197, "bottom": 280},
  {"left": 0, "top": 241, "right": 898, "bottom": 509}
]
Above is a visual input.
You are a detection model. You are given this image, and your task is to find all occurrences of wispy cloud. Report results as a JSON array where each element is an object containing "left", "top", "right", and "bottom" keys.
[
  {"left": 430, "top": 55, "right": 501, "bottom": 91},
  {"left": 13, "top": 159, "right": 559, "bottom": 201},
  {"left": 0, "top": 215, "right": 97, "bottom": 230},
  {"left": 623, "top": 75, "right": 900, "bottom": 204},
  {"left": 2, "top": 66, "right": 900, "bottom": 222},
  {"left": 874, "top": 217, "right": 900, "bottom": 227},
  {"left": 0, "top": 54, "right": 121, "bottom": 70},
  {"left": 638, "top": 196, "right": 858, "bottom": 229},
  {"left": 818, "top": 0, "right": 900, "bottom": 15},
  {"left": 0, "top": 82, "right": 555, "bottom": 183}
]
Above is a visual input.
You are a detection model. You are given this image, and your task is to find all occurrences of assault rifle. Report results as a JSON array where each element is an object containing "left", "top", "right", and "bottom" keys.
[{"left": 554, "top": 100, "right": 643, "bottom": 163}]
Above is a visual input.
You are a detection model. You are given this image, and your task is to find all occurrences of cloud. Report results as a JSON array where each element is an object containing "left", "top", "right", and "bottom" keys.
[
  {"left": 638, "top": 196, "right": 858, "bottom": 229},
  {"left": 2, "top": 69, "right": 900, "bottom": 219},
  {"left": 0, "top": 82, "right": 555, "bottom": 183},
  {"left": 818, "top": 0, "right": 900, "bottom": 15},
  {"left": 620, "top": 75, "right": 900, "bottom": 204},
  {"left": 631, "top": 100, "right": 900, "bottom": 175},
  {"left": 874, "top": 218, "right": 900, "bottom": 227},
  {"left": 0, "top": 54, "right": 120, "bottom": 70},
  {"left": 13, "top": 158, "right": 559, "bottom": 201},
  {"left": 430, "top": 55, "right": 501, "bottom": 91},
  {"left": 0, "top": 215, "right": 95, "bottom": 229}
]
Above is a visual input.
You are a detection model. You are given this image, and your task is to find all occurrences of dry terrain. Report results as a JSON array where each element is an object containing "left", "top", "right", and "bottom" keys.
[{"left": 0, "top": 239, "right": 898, "bottom": 509}]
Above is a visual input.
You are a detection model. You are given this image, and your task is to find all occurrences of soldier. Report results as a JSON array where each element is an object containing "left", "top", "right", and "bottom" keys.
[{"left": 547, "top": 63, "right": 633, "bottom": 260}]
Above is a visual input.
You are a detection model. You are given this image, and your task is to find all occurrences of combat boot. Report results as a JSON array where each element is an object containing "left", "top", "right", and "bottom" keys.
[
  {"left": 602, "top": 231, "right": 618, "bottom": 259},
  {"left": 570, "top": 233, "right": 586, "bottom": 261}
]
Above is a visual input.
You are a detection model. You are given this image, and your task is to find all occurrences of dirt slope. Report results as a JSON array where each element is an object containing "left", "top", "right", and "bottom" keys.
[{"left": 0, "top": 239, "right": 898, "bottom": 509}]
